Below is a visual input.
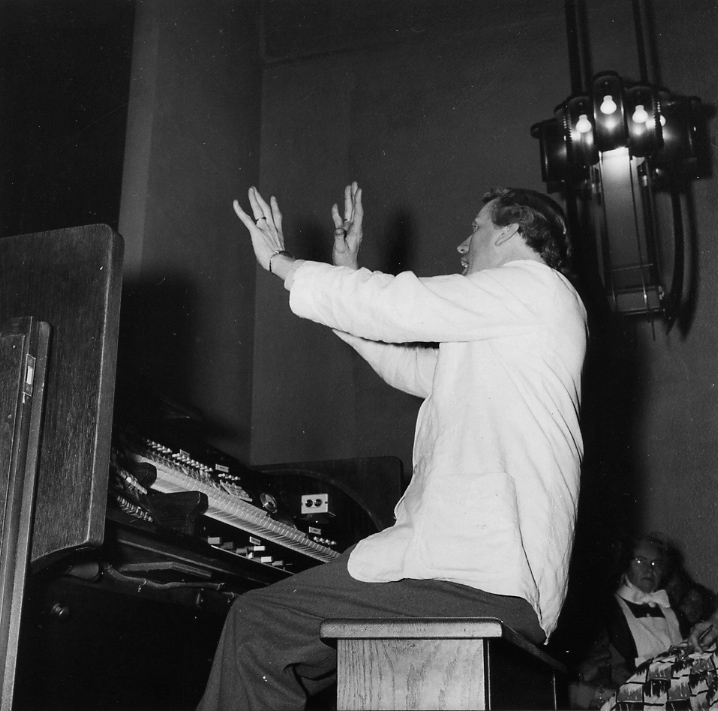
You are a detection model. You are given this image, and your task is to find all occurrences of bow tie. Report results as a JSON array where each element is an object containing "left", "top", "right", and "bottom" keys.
[
  {"left": 624, "top": 600, "right": 665, "bottom": 619},
  {"left": 616, "top": 582, "right": 671, "bottom": 609}
]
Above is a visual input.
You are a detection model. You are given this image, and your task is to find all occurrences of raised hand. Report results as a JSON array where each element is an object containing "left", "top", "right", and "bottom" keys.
[
  {"left": 331, "top": 182, "right": 363, "bottom": 270},
  {"left": 233, "top": 187, "right": 287, "bottom": 272}
]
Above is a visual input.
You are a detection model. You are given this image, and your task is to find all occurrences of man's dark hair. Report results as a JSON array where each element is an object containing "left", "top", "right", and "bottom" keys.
[{"left": 482, "top": 187, "right": 572, "bottom": 276}]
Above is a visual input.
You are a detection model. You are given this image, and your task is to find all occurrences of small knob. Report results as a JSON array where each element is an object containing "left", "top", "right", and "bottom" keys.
[{"left": 50, "top": 603, "right": 71, "bottom": 621}]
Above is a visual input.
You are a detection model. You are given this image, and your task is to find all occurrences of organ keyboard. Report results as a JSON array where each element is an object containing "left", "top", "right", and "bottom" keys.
[{"left": 125, "top": 435, "right": 339, "bottom": 564}]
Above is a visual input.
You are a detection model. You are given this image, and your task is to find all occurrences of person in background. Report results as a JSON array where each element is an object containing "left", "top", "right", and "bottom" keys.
[
  {"left": 571, "top": 533, "right": 684, "bottom": 709},
  {"left": 196, "top": 182, "right": 588, "bottom": 710},
  {"left": 664, "top": 562, "right": 716, "bottom": 636},
  {"left": 677, "top": 582, "right": 716, "bottom": 633}
]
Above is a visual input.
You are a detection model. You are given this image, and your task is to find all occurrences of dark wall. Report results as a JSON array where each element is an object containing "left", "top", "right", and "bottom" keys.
[
  {"left": 0, "top": 0, "right": 264, "bottom": 463},
  {"left": 252, "top": 0, "right": 571, "bottom": 468},
  {"left": 116, "top": 0, "right": 263, "bottom": 460},
  {"left": 0, "top": 0, "right": 135, "bottom": 237}
]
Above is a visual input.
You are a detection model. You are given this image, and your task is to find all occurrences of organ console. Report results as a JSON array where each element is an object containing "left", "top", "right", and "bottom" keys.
[
  {"left": 119, "top": 430, "right": 340, "bottom": 565},
  {"left": 0, "top": 225, "right": 403, "bottom": 711}
]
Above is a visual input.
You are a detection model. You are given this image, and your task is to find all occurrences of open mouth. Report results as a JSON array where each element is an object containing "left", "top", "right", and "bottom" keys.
[{"left": 460, "top": 258, "right": 469, "bottom": 273}]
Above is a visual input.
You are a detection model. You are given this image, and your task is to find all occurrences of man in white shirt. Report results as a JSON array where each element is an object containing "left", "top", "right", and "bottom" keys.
[{"left": 197, "top": 183, "right": 588, "bottom": 711}]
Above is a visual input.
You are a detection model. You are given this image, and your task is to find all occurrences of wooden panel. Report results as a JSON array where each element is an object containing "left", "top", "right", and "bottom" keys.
[
  {"left": 0, "top": 317, "right": 50, "bottom": 709},
  {"left": 0, "top": 225, "right": 123, "bottom": 567},
  {"left": 336, "top": 638, "right": 487, "bottom": 710},
  {"left": 323, "top": 617, "right": 503, "bottom": 640}
]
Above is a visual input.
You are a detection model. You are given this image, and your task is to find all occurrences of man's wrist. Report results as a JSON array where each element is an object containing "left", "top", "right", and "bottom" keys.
[
  {"left": 268, "top": 249, "right": 292, "bottom": 274},
  {"left": 268, "top": 251, "right": 295, "bottom": 281}
]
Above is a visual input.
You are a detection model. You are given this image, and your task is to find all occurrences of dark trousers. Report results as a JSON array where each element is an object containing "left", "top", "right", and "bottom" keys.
[{"left": 197, "top": 549, "right": 544, "bottom": 711}]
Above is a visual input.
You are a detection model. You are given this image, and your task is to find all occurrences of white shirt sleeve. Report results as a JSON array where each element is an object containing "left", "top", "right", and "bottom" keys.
[
  {"left": 333, "top": 330, "right": 437, "bottom": 399},
  {"left": 288, "top": 261, "right": 549, "bottom": 344}
]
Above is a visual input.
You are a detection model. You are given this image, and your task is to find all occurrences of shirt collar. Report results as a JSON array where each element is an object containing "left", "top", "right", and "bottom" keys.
[{"left": 616, "top": 578, "right": 671, "bottom": 608}]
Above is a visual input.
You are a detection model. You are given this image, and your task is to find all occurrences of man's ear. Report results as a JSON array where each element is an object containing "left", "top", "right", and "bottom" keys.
[{"left": 494, "top": 223, "right": 520, "bottom": 246}]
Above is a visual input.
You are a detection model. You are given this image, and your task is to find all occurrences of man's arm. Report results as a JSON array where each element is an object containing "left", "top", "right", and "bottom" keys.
[
  {"left": 287, "top": 263, "right": 558, "bottom": 345},
  {"left": 334, "top": 331, "right": 437, "bottom": 399}
]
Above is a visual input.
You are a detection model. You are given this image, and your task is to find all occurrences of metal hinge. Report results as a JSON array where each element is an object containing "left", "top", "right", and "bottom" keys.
[{"left": 23, "top": 354, "right": 36, "bottom": 398}]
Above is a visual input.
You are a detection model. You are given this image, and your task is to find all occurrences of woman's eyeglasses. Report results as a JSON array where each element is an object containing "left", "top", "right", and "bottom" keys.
[{"left": 632, "top": 556, "right": 665, "bottom": 569}]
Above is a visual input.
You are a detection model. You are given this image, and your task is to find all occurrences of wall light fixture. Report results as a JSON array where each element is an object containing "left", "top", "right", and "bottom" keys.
[{"left": 531, "top": 0, "right": 707, "bottom": 328}]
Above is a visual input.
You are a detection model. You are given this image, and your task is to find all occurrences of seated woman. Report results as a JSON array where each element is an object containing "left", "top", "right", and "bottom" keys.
[{"left": 571, "top": 534, "right": 684, "bottom": 708}]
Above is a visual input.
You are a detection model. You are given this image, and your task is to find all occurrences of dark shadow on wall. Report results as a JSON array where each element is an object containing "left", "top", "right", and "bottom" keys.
[
  {"left": 288, "top": 208, "right": 418, "bottom": 276},
  {"left": 116, "top": 273, "right": 251, "bottom": 457},
  {"left": 116, "top": 275, "right": 222, "bottom": 436},
  {"left": 548, "top": 306, "right": 649, "bottom": 665},
  {"left": 0, "top": 0, "right": 134, "bottom": 239},
  {"left": 292, "top": 217, "right": 332, "bottom": 264},
  {"left": 118, "top": 274, "right": 198, "bottom": 399},
  {"left": 378, "top": 209, "right": 416, "bottom": 274}
]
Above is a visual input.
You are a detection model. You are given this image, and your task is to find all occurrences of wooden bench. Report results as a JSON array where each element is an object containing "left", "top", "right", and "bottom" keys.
[{"left": 320, "top": 617, "right": 566, "bottom": 710}]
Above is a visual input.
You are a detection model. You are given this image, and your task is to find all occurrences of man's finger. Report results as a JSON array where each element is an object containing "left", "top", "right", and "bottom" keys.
[
  {"left": 248, "top": 190, "right": 266, "bottom": 221},
  {"left": 271, "top": 196, "right": 283, "bottom": 232},
  {"left": 354, "top": 188, "right": 363, "bottom": 222},
  {"left": 233, "top": 199, "right": 256, "bottom": 229},
  {"left": 331, "top": 203, "right": 343, "bottom": 229},
  {"left": 344, "top": 184, "right": 353, "bottom": 222},
  {"left": 251, "top": 188, "right": 272, "bottom": 220}
]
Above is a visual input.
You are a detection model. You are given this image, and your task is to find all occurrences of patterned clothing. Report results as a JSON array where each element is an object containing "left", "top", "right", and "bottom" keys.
[{"left": 601, "top": 646, "right": 718, "bottom": 710}]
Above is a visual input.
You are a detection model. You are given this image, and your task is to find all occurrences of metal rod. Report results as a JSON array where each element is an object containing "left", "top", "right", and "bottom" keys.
[
  {"left": 632, "top": 0, "right": 649, "bottom": 82},
  {"left": 565, "top": 0, "right": 584, "bottom": 94},
  {"left": 666, "top": 186, "right": 685, "bottom": 330}
]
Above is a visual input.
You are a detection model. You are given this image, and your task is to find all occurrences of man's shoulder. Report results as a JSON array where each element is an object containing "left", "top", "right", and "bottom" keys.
[{"left": 474, "top": 261, "right": 582, "bottom": 302}]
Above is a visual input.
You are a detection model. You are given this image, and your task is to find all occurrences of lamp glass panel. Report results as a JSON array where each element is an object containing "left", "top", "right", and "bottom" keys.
[{"left": 597, "top": 149, "right": 662, "bottom": 307}]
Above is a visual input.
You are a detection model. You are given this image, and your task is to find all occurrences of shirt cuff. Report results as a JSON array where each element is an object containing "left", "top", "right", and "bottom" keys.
[{"left": 283, "top": 259, "right": 306, "bottom": 290}]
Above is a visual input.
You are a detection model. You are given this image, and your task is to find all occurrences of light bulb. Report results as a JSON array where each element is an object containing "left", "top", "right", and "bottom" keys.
[
  {"left": 576, "top": 113, "right": 592, "bottom": 133},
  {"left": 658, "top": 113, "right": 666, "bottom": 126},
  {"left": 632, "top": 104, "right": 648, "bottom": 123},
  {"left": 600, "top": 94, "right": 617, "bottom": 115}
]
